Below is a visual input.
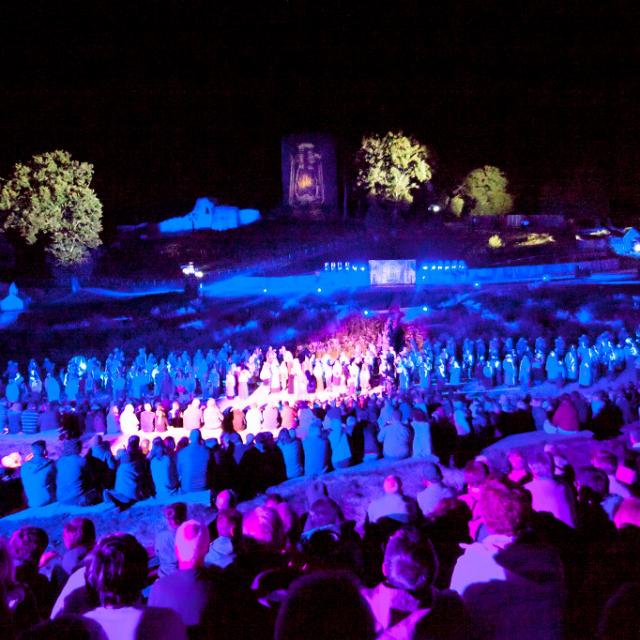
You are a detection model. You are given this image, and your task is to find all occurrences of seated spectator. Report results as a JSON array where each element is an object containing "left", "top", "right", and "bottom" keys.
[
  {"left": 275, "top": 571, "right": 375, "bottom": 640},
  {"left": 525, "top": 452, "right": 577, "bottom": 528},
  {"left": 410, "top": 408, "right": 432, "bottom": 458},
  {"left": 417, "top": 463, "right": 456, "bottom": 518},
  {"left": 551, "top": 394, "right": 579, "bottom": 432},
  {"left": 20, "top": 440, "right": 56, "bottom": 508},
  {"left": 326, "top": 416, "right": 352, "bottom": 470},
  {"left": 450, "top": 477, "right": 565, "bottom": 640},
  {"left": 177, "top": 429, "right": 211, "bottom": 492},
  {"left": 56, "top": 439, "right": 99, "bottom": 506},
  {"left": 155, "top": 503, "right": 188, "bottom": 578},
  {"left": 86, "top": 434, "right": 116, "bottom": 491},
  {"left": 302, "top": 420, "right": 330, "bottom": 476},
  {"left": 20, "top": 402, "right": 40, "bottom": 435},
  {"left": 9, "top": 526, "right": 53, "bottom": 620},
  {"left": 149, "top": 437, "right": 180, "bottom": 498},
  {"left": 377, "top": 410, "right": 412, "bottom": 460},
  {"left": 104, "top": 436, "right": 152, "bottom": 509},
  {"left": 120, "top": 403, "right": 139, "bottom": 435},
  {"left": 139, "top": 403, "right": 155, "bottom": 433},
  {"left": 0, "top": 536, "right": 40, "bottom": 638},
  {"left": 458, "top": 460, "right": 490, "bottom": 540},
  {"left": 277, "top": 429, "right": 304, "bottom": 479},
  {"left": 574, "top": 466, "right": 616, "bottom": 544},
  {"left": 205, "top": 508, "right": 241, "bottom": 569},
  {"left": 182, "top": 398, "right": 203, "bottom": 432},
  {"left": 149, "top": 520, "right": 218, "bottom": 632},
  {"left": 367, "top": 475, "right": 420, "bottom": 524},
  {"left": 60, "top": 517, "right": 96, "bottom": 577},
  {"left": 506, "top": 450, "right": 532, "bottom": 485},
  {"left": 84, "top": 534, "right": 186, "bottom": 640},
  {"left": 592, "top": 450, "right": 632, "bottom": 500},
  {"left": 363, "top": 527, "right": 469, "bottom": 638}
]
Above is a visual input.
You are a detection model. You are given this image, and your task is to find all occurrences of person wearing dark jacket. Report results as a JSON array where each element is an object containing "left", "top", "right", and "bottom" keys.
[
  {"left": 56, "top": 439, "right": 99, "bottom": 506},
  {"left": 104, "top": 436, "right": 152, "bottom": 509},
  {"left": 20, "top": 440, "right": 56, "bottom": 508},
  {"left": 177, "top": 429, "right": 211, "bottom": 492}
]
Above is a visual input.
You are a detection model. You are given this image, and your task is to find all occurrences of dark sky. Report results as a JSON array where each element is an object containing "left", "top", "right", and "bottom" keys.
[{"left": 2, "top": 1, "right": 639, "bottom": 225}]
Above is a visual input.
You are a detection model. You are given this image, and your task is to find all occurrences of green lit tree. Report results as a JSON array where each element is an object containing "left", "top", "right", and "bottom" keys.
[
  {"left": 356, "top": 131, "right": 432, "bottom": 222},
  {"left": 454, "top": 165, "right": 514, "bottom": 216},
  {"left": 0, "top": 150, "right": 103, "bottom": 266}
]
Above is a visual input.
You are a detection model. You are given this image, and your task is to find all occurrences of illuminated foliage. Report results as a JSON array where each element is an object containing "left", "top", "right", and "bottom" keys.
[
  {"left": 515, "top": 232, "right": 555, "bottom": 247},
  {"left": 356, "top": 132, "right": 432, "bottom": 206},
  {"left": 450, "top": 194, "right": 465, "bottom": 217},
  {"left": 488, "top": 234, "right": 504, "bottom": 249},
  {"left": 457, "top": 165, "right": 514, "bottom": 216},
  {"left": 0, "top": 150, "right": 102, "bottom": 266}
]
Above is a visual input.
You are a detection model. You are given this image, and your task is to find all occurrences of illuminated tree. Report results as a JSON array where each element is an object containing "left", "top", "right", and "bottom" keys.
[
  {"left": 455, "top": 165, "right": 514, "bottom": 216},
  {"left": 0, "top": 150, "right": 103, "bottom": 266},
  {"left": 356, "top": 131, "right": 432, "bottom": 221}
]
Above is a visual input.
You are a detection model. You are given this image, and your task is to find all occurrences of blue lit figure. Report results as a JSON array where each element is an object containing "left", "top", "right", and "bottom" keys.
[
  {"left": 564, "top": 346, "right": 578, "bottom": 382},
  {"left": 532, "top": 350, "right": 545, "bottom": 385},
  {"left": 579, "top": 351, "right": 593, "bottom": 387},
  {"left": 518, "top": 352, "right": 532, "bottom": 389},
  {"left": 545, "top": 350, "right": 561, "bottom": 384},
  {"left": 463, "top": 349, "right": 474, "bottom": 381},
  {"left": 482, "top": 358, "right": 495, "bottom": 388},
  {"left": 503, "top": 353, "right": 516, "bottom": 386},
  {"left": 449, "top": 358, "right": 461, "bottom": 385}
]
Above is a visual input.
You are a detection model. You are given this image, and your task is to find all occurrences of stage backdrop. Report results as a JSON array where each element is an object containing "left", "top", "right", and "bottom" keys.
[
  {"left": 369, "top": 260, "right": 416, "bottom": 286},
  {"left": 282, "top": 133, "right": 337, "bottom": 216}
]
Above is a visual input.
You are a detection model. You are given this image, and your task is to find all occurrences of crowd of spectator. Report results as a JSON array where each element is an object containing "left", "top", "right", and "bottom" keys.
[{"left": 3, "top": 441, "right": 640, "bottom": 639}]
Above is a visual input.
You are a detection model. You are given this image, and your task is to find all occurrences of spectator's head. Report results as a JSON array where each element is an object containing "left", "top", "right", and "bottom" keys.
[
  {"left": 9, "top": 527, "right": 48, "bottom": 568},
  {"left": 529, "top": 452, "right": 555, "bottom": 479},
  {"left": 63, "top": 439, "right": 82, "bottom": 456},
  {"left": 463, "top": 460, "right": 490, "bottom": 490},
  {"left": 275, "top": 571, "right": 375, "bottom": 640},
  {"left": 304, "top": 498, "right": 344, "bottom": 532},
  {"left": 175, "top": 520, "right": 210, "bottom": 569},
  {"left": 242, "top": 506, "right": 286, "bottom": 552},
  {"left": 575, "top": 466, "right": 610, "bottom": 502},
  {"left": 31, "top": 440, "right": 47, "bottom": 457},
  {"left": 422, "top": 462, "right": 443, "bottom": 485},
  {"left": 87, "top": 534, "right": 148, "bottom": 607},
  {"left": 592, "top": 450, "right": 619, "bottom": 475},
  {"left": 383, "top": 475, "right": 402, "bottom": 495},
  {"left": 215, "top": 489, "right": 237, "bottom": 511},
  {"left": 144, "top": 403, "right": 152, "bottom": 412},
  {"left": 217, "top": 509, "right": 242, "bottom": 539},
  {"left": 127, "top": 435, "right": 140, "bottom": 453},
  {"left": 507, "top": 450, "right": 528, "bottom": 472},
  {"left": 189, "top": 429, "right": 202, "bottom": 444},
  {"left": 382, "top": 528, "right": 438, "bottom": 594},
  {"left": 614, "top": 497, "right": 640, "bottom": 529},
  {"left": 63, "top": 518, "right": 96, "bottom": 551},
  {"left": 478, "top": 477, "right": 531, "bottom": 536},
  {"left": 164, "top": 436, "right": 176, "bottom": 453},
  {"left": 164, "top": 503, "right": 188, "bottom": 530}
]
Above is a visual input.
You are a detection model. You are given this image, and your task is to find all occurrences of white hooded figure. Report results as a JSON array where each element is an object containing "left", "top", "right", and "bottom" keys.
[{"left": 120, "top": 403, "right": 140, "bottom": 435}]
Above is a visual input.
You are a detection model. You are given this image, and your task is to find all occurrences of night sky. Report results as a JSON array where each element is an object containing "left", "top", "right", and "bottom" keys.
[{"left": 2, "top": 1, "right": 639, "bottom": 228}]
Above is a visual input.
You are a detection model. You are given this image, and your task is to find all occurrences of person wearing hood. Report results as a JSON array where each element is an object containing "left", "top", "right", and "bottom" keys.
[
  {"left": 302, "top": 419, "right": 330, "bottom": 476},
  {"left": 450, "top": 477, "right": 565, "bottom": 640},
  {"left": 21, "top": 440, "right": 56, "bottom": 508}
]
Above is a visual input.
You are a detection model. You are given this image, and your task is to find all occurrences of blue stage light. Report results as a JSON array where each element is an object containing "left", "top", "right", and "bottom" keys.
[
  {"left": 263, "top": 288, "right": 268, "bottom": 293},
  {"left": 473, "top": 282, "right": 480, "bottom": 288},
  {"left": 363, "top": 310, "right": 369, "bottom": 316},
  {"left": 422, "top": 305, "right": 429, "bottom": 312},
  {"left": 317, "top": 288, "right": 322, "bottom": 293}
]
